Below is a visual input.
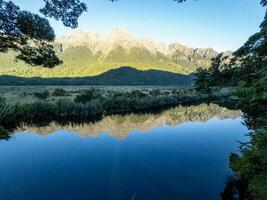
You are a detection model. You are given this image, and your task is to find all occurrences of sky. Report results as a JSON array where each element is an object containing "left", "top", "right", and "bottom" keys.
[{"left": 13, "top": 0, "right": 266, "bottom": 52}]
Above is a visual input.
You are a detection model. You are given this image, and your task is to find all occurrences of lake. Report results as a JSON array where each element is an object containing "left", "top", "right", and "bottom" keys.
[{"left": 0, "top": 104, "right": 248, "bottom": 200}]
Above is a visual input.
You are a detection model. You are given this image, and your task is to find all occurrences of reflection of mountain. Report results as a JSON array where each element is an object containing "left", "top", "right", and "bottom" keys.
[
  {"left": 0, "top": 67, "right": 195, "bottom": 86},
  {"left": 18, "top": 104, "right": 242, "bottom": 139}
]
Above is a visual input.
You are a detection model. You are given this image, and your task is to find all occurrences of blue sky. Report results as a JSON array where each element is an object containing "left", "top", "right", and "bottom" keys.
[{"left": 13, "top": 0, "right": 265, "bottom": 52}]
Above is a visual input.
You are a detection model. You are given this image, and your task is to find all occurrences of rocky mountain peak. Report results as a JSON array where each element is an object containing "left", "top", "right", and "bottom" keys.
[
  {"left": 108, "top": 26, "right": 133, "bottom": 39},
  {"left": 56, "top": 27, "right": 219, "bottom": 57}
]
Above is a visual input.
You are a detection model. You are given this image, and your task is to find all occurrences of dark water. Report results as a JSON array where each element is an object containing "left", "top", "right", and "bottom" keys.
[{"left": 0, "top": 105, "right": 248, "bottom": 200}]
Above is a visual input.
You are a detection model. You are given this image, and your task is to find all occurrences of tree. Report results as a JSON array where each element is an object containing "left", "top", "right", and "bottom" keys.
[
  {"left": 194, "top": 68, "right": 212, "bottom": 94},
  {"left": 40, "top": 0, "right": 87, "bottom": 29},
  {"left": 209, "top": 54, "right": 223, "bottom": 83},
  {"left": 0, "top": 0, "right": 87, "bottom": 67}
]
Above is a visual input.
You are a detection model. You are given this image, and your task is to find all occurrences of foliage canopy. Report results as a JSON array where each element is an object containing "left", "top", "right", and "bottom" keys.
[{"left": 0, "top": 0, "right": 87, "bottom": 67}]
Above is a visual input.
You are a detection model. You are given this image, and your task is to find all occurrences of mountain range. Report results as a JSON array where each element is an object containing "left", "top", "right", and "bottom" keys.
[{"left": 0, "top": 27, "right": 219, "bottom": 78}]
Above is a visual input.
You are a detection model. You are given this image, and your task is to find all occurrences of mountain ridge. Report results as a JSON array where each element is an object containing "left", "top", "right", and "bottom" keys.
[
  {"left": 0, "top": 27, "right": 220, "bottom": 78},
  {"left": 56, "top": 27, "right": 218, "bottom": 58},
  {"left": 0, "top": 67, "right": 195, "bottom": 86}
]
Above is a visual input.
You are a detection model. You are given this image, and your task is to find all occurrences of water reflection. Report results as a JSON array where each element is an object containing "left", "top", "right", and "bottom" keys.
[
  {"left": 0, "top": 103, "right": 247, "bottom": 200},
  {"left": 16, "top": 103, "right": 242, "bottom": 139}
]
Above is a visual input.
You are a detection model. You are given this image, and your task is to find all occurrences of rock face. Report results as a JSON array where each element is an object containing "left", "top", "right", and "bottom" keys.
[
  {"left": 57, "top": 27, "right": 218, "bottom": 59},
  {"left": 0, "top": 27, "right": 220, "bottom": 78}
]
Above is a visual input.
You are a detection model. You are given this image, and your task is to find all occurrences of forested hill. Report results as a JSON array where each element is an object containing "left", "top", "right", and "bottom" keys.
[
  {"left": 0, "top": 67, "right": 195, "bottom": 86},
  {"left": 0, "top": 27, "right": 218, "bottom": 78}
]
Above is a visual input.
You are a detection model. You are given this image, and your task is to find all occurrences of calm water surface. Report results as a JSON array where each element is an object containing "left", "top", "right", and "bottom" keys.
[{"left": 0, "top": 105, "right": 248, "bottom": 200}]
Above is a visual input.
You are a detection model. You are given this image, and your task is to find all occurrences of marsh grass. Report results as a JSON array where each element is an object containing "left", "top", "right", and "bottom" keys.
[{"left": 0, "top": 87, "right": 223, "bottom": 134}]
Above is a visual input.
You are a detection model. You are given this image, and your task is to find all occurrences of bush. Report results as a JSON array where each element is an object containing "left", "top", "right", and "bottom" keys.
[
  {"left": 52, "top": 88, "right": 67, "bottom": 96},
  {"left": 127, "top": 90, "right": 147, "bottom": 98},
  {"left": 235, "top": 75, "right": 267, "bottom": 109},
  {"left": 149, "top": 89, "right": 161, "bottom": 96},
  {"left": 34, "top": 90, "right": 50, "bottom": 99},
  {"left": 75, "top": 89, "right": 101, "bottom": 103},
  {"left": 229, "top": 117, "right": 267, "bottom": 199},
  {"left": 0, "top": 126, "right": 9, "bottom": 140}
]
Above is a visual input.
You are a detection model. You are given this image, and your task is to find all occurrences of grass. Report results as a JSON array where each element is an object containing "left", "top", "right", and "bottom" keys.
[
  {"left": 0, "top": 86, "right": 197, "bottom": 104},
  {"left": 0, "top": 86, "right": 222, "bottom": 131}
]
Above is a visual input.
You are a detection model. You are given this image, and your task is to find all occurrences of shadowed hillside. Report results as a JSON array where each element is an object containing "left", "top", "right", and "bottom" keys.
[{"left": 0, "top": 67, "right": 195, "bottom": 86}]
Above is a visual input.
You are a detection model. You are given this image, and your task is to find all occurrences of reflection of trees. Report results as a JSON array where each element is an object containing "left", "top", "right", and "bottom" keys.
[{"left": 17, "top": 104, "right": 242, "bottom": 139}]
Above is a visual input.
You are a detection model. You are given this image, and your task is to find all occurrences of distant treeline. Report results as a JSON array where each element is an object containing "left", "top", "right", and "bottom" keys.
[{"left": 0, "top": 67, "right": 195, "bottom": 86}]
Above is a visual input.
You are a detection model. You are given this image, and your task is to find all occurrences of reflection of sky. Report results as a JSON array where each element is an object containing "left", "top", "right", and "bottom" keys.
[
  {"left": 12, "top": 0, "right": 265, "bottom": 52},
  {"left": 0, "top": 117, "right": 248, "bottom": 200}
]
